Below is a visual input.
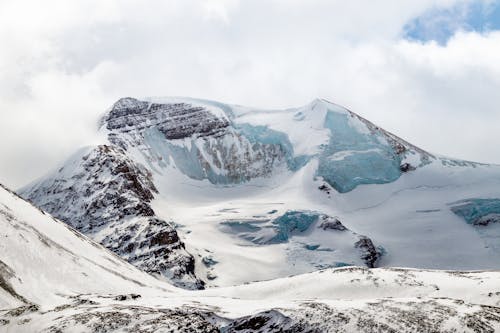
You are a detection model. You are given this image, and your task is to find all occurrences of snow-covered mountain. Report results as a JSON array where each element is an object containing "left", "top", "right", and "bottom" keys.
[
  {"left": 20, "top": 97, "right": 500, "bottom": 289},
  {"left": 2, "top": 182, "right": 500, "bottom": 332},
  {"left": 0, "top": 183, "right": 175, "bottom": 308},
  {"left": 19, "top": 144, "right": 202, "bottom": 289}
]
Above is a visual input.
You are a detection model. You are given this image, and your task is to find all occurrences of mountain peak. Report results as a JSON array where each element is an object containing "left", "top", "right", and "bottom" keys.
[
  {"left": 104, "top": 97, "right": 230, "bottom": 141},
  {"left": 6, "top": 95, "right": 500, "bottom": 332},
  {"left": 97, "top": 96, "right": 437, "bottom": 192}
]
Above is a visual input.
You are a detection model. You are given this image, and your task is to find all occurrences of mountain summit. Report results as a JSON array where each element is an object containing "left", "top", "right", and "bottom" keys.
[{"left": 20, "top": 97, "right": 500, "bottom": 288}]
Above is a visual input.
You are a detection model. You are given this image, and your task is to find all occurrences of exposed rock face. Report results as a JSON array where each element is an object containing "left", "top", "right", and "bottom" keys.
[
  {"left": 39, "top": 305, "right": 222, "bottom": 333},
  {"left": 24, "top": 145, "right": 157, "bottom": 232},
  {"left": 473, "top": 214, "right": 500, "bottom": 226},
  {"left": 5, "top": 297, "right": 500, "bottom": 332},
  {"left": 105, "top": 97, "right": 231, "bottom": 154},
  {"left": 226, "top": 310, "right": 295, "bottom": 332},
  {"left": 19, "top": 97, "right": 302, "bottom": 289},
  {"left": 0, "top": 260, "right": 28, "bottom": 305},
  {"left": 318, "top": 215, "right": 381, "bottom": 268},
  {"left": 106, "top": 97, "right": 230, "bottom": 140},
  {"left": 226, "top": 299, "right": 500, "bottom": 333},
  {"left": 354, "top": 236, "right": 380, "bottom": 268},
  {"left": 400, "top": 162, "right": 416, "bottom": 173},
  {"left": 20, "top": 145, "right": 203, "bottom": 289},
  {"left": 318, "top": 215, "right": 347, "bottom": 231},
  {"left": 161, "top": 130, "right": 290, "bottom": 184},
  {"left": 103, "top": 97, "right": 434, "bottom": 191},
  {"left": 104, "top": 98, "right": 292, "bottom": 185}
]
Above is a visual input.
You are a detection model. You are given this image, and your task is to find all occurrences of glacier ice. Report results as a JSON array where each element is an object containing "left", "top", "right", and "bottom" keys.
[
  {"left": 142, "top": 106, "right": 410, "bottom": 191},
  {"left": 450, "top": 198, "right": 500, "bottom": 226},
  {"left": 143, "top": 122, "right": 308, "bottom": 184},
  {"left": 220, "top": 211, "right": 319, "bottom": 245},
  {"left": 234, "top": 123, "right": 309, "bottom": 172},
  {"left": 449, "top": 198, "right": 500, "bottom": 255},
  {"left": 269, "top": 211, "right": 319, "bottom": 243},
  {"left": 304, "top": 244, "right": 321, "bottom": 250},
  {"left": 316, "top": 110, "right": 402, "bottom": 193},
  {"left": 219, "top": 211, "right": 381, "bottom": 268},
  {"left": 103, "top": 98, "right": 431, "bottom": 192}
]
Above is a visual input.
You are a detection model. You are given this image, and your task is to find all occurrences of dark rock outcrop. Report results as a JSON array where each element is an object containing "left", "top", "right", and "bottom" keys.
[
  {"left": 318, "top": 215, "right": 347, "bottom": 231},
  {"left": 105, "top": 97, "right": 229, "bottom": 141},
  {"left": 104, "top": 98, "right": 293, "bottom": 185},
  {"left": 20, "top": 145, "right": 203, "bottom": 289},
  {"left": 400, "top": 163, "right": 416, "bottom": 173},
  {"left": 355, "top": 236, "right": 380, "bottom": 268}
]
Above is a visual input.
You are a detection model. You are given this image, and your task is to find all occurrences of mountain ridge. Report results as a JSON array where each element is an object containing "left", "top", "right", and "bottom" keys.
[
  {"left": 4, "top": 95, "right": 500, "bottom": 331},
  {"left": 19, "top": 96, "right": 500, "bottom": 289}
]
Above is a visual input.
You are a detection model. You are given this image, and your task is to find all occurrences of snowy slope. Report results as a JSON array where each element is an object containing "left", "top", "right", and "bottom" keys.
[
  {"left": 20, "top": 97, "right": 500, "bottom": 289},
  {"left": 0, "top": 183, "right": 175, "bottom": 309},
  {"left": 1, "top": 184, "right": 500, "bottom": 332}
]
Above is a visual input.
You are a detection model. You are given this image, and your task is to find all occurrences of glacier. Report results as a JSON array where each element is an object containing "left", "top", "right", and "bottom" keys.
[
  {"left": 317, "top": 110, "right": 403, "bottom": 193},
  {"left": 141, "top": 122, "right": 306, "bottom": 184},
  {"left": 450, "top": 198, "right": 500, "bottom": 226},
  {"left": 17, "top": 96, "right": 500, "bottom": 289},
  {"left": 220, "top": 210, "right": 382, "bottom": 268},
  {"left": 104, "top": 97, "right": 429, "bottom": 192},
  {"left": 219, "top": 211, "right": 321, "bottom": 245},
  {"left": 270, "top": 210, "right": 319, "bottom": 243},
  {"left": 5, "top": 95, "right": 500, "bottom": 332}
]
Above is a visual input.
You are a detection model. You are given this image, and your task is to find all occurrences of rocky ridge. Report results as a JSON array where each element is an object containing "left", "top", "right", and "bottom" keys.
[
  {"left": 19, "top": 96, "right": 500, "bottom": 290},
  {"left": 16, "top": 97, "right": 450, "bottom": 289},
  {"left": 105, "top": 97, "right": 295, "bottom": 184},
  {"left": 20, "top": 145, "right": 203, "bottom": 289}
]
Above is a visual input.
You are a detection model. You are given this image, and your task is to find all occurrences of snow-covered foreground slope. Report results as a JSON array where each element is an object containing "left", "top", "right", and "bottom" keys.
[
  {"left": 0, "top": 183, "right": 175, "bottom": 309},
  {"left": 20, "top": 97, "right": 500, "bottom": 289},
  {"left": 2, "top": 182, "right": 500, "bottom": 332}
]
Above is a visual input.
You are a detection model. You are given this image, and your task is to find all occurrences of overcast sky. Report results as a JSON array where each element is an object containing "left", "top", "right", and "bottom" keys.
[{"left": 1, "top": 0, "right": 500, "bottom": 189}]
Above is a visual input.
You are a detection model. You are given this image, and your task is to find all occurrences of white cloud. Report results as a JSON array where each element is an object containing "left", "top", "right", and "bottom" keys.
[{"left": 0, "top": 0, "right": 499, "bottom": 188}]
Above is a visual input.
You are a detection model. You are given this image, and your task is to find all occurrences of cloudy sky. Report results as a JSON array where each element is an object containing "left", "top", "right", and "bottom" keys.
[{"left": 1, "top": 0, "right": 499, "bottom": 188}]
